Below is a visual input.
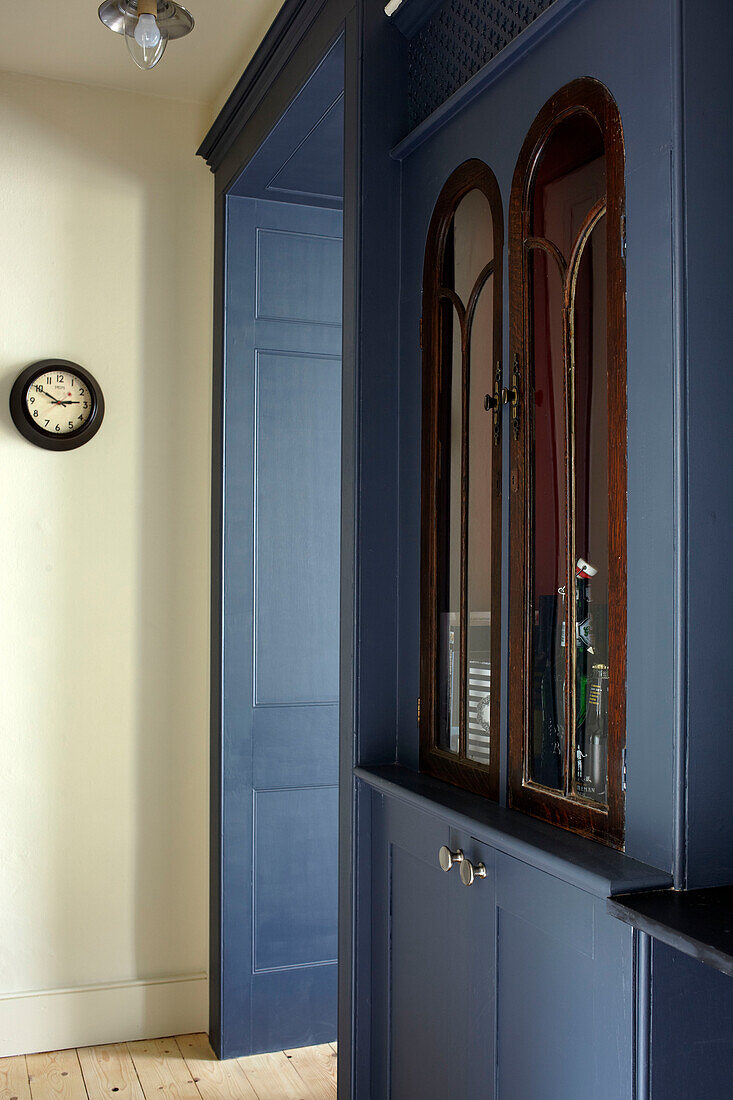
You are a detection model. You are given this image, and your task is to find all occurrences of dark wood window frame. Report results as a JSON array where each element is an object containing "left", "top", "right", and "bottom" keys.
[
  {"left": 420, "top": 159, "right": 504, "bottom": 801},
  {"left": 507, "top": 78, "right": 628, "bottom": 848}
]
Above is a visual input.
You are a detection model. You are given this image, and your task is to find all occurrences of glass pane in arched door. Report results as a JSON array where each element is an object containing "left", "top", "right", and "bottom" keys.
[
  {"left": 528, "top": 113, "right": 608, "bottom": 798},
  {"left": 422, "top": 161, "right": 503, "bottom": 801},
  {"left": 508, "top": 79, "right": 627, "bottom": 849}
]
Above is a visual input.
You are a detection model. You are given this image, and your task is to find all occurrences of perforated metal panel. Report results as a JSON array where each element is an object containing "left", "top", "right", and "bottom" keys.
[{"left": 408, "top": 0, "right": 557, "bottom": 127}]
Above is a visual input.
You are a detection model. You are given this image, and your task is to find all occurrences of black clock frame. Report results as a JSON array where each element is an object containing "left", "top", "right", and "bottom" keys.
[{"left": 9, "top": 359, "right": 105, "bottom": 451}]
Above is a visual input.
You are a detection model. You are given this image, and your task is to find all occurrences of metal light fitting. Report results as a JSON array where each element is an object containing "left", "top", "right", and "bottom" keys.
[{"left": 98, "top": 1, "right": 194, "bottom": 70}]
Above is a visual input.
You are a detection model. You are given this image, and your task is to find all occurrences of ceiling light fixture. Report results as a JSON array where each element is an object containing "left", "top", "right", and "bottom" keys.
[{"left": 98, "top": 1, "right": 194, "bottom": 71}]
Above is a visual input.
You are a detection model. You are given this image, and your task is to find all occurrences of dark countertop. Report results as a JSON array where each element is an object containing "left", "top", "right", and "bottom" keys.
[
  {"left": 607, "top": 887, "right": 733, "bottom": 978},
  {"left": 355, "top": 763, "right": 672, "bottom": 899}
]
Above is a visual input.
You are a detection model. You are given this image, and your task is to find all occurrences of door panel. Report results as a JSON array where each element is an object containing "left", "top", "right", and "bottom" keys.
[
  {"left": 256, "top": 228, "right": 343, "bottom": 324},
  {"left": 250, "top": 965, "right": 338, "bottom": 1054},
  {"left": 497, "top": 908, "right": 596, "bottom": 1099},
  {"left": 495, "top": 854, "right": 632, "bottom": 1100},
  {"left": 252, "top": 705, "right": 339, "bottom": 789},
  {"left": 220, "top": 196, "right": 342, "bottom": 1056},
  {"left": 253, "top": 786, "right": 339, "bottom": 970},
  {"left": 371, "top": 794, "right": 496, "bottom": 1100},
  {"left": 254, "top": 349, "right": 341, "bottom": 705},
  {"left": 390, "top": 845, "right": 469, "bottom": 1100}
]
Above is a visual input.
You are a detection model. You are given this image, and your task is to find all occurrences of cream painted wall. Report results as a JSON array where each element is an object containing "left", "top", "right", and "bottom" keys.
[{"left": 0, "top": 71, "right": 212, "bottom": 1053}]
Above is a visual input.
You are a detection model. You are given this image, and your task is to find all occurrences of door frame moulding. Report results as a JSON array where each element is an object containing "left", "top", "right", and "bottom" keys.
[{"left": 198, "top": 0, "right": 335, "bottom": 173}]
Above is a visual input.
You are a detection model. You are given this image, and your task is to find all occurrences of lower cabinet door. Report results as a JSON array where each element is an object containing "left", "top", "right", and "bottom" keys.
[
  {"left": 494, "top": 853, "right": 634, "bottom": 1100},
  {"left": 371, "top": 794, "right": 496, "bottom": 1100},
  {"left": 368, "top": 789, "right": 634, "bottom": 1099}
]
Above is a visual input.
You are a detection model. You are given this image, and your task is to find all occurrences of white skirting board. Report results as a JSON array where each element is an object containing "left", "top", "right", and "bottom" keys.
[{"left": 0, "top": 973, "right": 208, "bottom": 1057}]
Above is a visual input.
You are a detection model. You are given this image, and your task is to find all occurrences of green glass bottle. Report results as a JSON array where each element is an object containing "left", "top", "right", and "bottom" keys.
[{"left": 574, "top": 558, "right": 596, "bottom": 792}]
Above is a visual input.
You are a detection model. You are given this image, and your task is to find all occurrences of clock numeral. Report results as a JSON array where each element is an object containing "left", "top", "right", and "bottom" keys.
[
  {"left": 33, "top": 410, "right": 38, "bottom": 418},
  {"left": 83, "top": 402, "right": 89, "bottom": 409},
  {"left": 78, "top": 414, "right": 84, "bottom": 422},
  {"left": 29, "top": 396, "right": 35, "bottom": 405},
  {"left": 46, "top": 376, "right": 52, "bottom": 385},
  {"left": 56, "top": 373, "right": 64, "bottom": 383},
  {"left": 54, "top": 424, "right": 60, "bottom": 432},
  {"left": 44, "top": 420, "right": 50, "bottom": 427},
  {"left": 35, "top": 384, "right": 44, "bottom": 393},
  {"left": 68, "top": 421, "right": 74, "bottom": 430},
  {"left": 79, "top": 388, "right": 85, "bottom": 395}
]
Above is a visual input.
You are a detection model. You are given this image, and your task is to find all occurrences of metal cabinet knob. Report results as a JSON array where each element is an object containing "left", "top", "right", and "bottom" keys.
[
  {"left": 438, "top": 846, "right": 464, "bottom": 872},
  {"left": 459, "top": 858, "right": 487, "bottom": 886}
]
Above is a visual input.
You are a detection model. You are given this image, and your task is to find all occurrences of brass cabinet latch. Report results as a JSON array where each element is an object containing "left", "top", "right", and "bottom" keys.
[
  {"left": 502, "top": 353, "right": 521, "bottom": 440},
  {"left": 483, "top": 362, "right": 503, "bottom": 445}
]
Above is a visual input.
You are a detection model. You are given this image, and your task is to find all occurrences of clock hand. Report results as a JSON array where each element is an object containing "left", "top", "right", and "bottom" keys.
[{"left": 44, "top": 395, "right": 82, "bottom": 407}]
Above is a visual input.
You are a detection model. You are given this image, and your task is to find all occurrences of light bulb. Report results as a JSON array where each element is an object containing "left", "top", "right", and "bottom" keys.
[
  {"left": 134, "top": 13, "right": 161, "bottom": 49},
  {"left": 123, "top": 3, "right": 167, "bottom": 70}
]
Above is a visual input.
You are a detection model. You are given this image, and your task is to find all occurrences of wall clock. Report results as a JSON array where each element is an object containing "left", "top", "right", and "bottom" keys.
[{"left": 9, "top": 360, "right": 105, "bottom": 451}]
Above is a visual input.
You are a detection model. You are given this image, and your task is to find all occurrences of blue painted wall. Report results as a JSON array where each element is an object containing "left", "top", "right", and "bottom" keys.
[{"left": 681, "top": 0, "right": 733, "bottom": 889}]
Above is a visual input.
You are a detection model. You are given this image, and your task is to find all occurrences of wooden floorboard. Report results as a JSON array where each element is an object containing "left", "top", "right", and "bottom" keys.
[
  {"left": 27, "top": 1050, "right": 88, "bottom": 1100},
  {"left": 238, "top": 1051, "right": 317, "bottom": 1100},
  {"left": 126, "top": 1038, "right": 199, "bottom": 1100},
  {"left": 175, "top": 1035, "right": 258, "bottom": 1100},
  {"left": 78, "top": 1044, "right": 144, "bottom": 1100},
  {"left": 11, "top": 1040, "right": 334, "bottom": 1100},
  {"left": 0, "top": 1055, "right": 32, "bottom": 1100},
  {"left": 283, "top": 1046, "right": 337, "bottom": 1096}
]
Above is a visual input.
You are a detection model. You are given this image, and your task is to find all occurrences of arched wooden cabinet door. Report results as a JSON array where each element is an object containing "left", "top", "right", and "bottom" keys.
[
  {"left": 507, "top": 78, "right": 627, "bottom": 848},
  {"left": 420, "top": 159, "right": 504, "bottom": 801}
]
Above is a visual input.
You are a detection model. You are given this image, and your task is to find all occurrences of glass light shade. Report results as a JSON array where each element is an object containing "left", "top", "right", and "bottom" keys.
[
  {"left": 99, "top": 1, "right": 194, "bottom": 70},
  {"left": 124, "top": 6, "right": 168, "bottom": 69}
]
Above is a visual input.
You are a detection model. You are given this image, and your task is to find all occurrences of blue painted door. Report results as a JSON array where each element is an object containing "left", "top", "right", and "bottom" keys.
[{"left": 220, "top": 196, "right": 342, "bottom": 1056}]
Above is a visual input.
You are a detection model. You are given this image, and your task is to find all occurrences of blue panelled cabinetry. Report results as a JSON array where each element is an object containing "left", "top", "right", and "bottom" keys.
[
  {"left": 367, "top": 780, "right": 640, "bottom": 1099},
  {"left": 200, "top": 0, "right": 733, "bottom": 1090},
  {"left": 351, "top": 0, "right": 733, "bottom": 1094}
]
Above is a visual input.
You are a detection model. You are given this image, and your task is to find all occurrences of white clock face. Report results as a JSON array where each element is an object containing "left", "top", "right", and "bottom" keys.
[{"left": 25, "top": 368, "right": 94, "bottom": 436}]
